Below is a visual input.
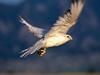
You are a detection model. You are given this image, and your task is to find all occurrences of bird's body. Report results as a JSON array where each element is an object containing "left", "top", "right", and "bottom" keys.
[
  {"left": 19, "top": 0, "right": 84, "bottom": 57},
  {"left": 44, "top": 33, "right": 72, "bottom": 47},
  {"left": 45, "top": 35, "right": 68, "bottom": 47}
]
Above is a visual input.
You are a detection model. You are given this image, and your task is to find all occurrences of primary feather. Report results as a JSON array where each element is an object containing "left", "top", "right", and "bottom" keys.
[
  {"left": 46, "top": 0, "right": 84, "bottom": 36},
  {"left": 19, "top": 17, "right": 44, "bottom": 38}
]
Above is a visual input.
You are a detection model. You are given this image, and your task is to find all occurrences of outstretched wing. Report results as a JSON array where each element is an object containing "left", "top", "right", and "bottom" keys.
[
  {"left": 46, "top": 0, "right": 84, "bottom": 36},
  {"left": 19, "top": 17, "right": 44, "bottom": 38},
  {"left": 20, "top": 39, "right": 44, "bottom": 57}
]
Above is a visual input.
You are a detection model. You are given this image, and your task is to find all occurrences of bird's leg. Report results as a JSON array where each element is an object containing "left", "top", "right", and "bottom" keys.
[{"left": 37, "top": 47, "right": 46, "bottom": 56}]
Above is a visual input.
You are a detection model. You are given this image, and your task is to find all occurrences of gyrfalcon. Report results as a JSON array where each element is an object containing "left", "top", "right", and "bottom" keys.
[{"left": 19, "top": 0, "right": 84, "bottom": 57}]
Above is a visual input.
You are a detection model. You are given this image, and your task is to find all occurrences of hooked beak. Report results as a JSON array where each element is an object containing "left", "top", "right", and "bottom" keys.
[{"left": 70, "top": 37, "right": 73, "bottom": 40}]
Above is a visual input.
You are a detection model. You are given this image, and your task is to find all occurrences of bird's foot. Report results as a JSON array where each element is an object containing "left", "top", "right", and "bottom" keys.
[{"left": 37, "top": 48, "right": 46, "bottom": 56}]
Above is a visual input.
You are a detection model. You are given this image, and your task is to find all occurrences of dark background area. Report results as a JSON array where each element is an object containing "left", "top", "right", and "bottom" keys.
[{"left": 0, "top": 0, "right": 100, "bottom": 73}]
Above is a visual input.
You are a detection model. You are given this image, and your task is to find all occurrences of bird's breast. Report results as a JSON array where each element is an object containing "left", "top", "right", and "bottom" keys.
[{"left": 44, "top": 35, "right": 69, "bottom": 47}]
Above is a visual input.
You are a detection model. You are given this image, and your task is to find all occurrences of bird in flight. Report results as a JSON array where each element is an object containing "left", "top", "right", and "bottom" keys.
[{"left": 19, "top": 0, "right": 84, "bottom": 57}]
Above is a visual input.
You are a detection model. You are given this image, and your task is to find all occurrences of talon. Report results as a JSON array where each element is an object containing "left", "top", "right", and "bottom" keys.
[
  {"left": 37, "top": 48, "right": 46, "bottom": 56},
  {"left": 40, "top": 50, "right": 46, "bottom": 56}
]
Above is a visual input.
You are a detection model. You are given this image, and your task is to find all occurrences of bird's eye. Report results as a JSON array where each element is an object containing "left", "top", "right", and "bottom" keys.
[
  {"left": 67, "top": 35, "right": 70, "bottom": 38},
  {"left": 66, "top": 35, "right": 72, "bottom": 40}
]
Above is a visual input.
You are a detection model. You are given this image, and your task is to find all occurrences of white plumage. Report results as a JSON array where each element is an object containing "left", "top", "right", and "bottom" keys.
[{"left": 20, "top": 0, "right": 84, "bottom": 57}]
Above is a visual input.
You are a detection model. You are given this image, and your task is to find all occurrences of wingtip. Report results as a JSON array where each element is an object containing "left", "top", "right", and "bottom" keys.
[
  {"left": 20, "top": 52, "right": 29, "bottom": 58},
  {"left": 20, "top": 55, "right": 24, "bottom": 58},
  {"left": 19, "top": 16, "right": 27, "bottom": 24},
  {"left": 19, "top": 16, "right": 22, "bottom": 19},
  {"left": 20, "top": 54, "right": 26, "bottom": 58},
  {"left": 19, "top": 16, "right": 25, "bottom": 23},
  {"left": 81, "top": 0, "right": 84, "bottom": 4},
  {"left": 20, "top": 55, "right": 26, "bottom": 58},
  {"left": 72, "top": 0, "right": 84, "bottom": 4},
  {"left": 64, "top": 9, "right": 71, "bottom": 14},
  {"left": 71, "top": 0, "right": 76, "bottom": 4},
  {"left": 20, "top": 48, "right": 30, "bottom": 58},
  {"left": 19, "top": 16, "right": 24, "bottom": 23},
  {"left": 20, "top": 51, "right": 26, "bottom": 58}
]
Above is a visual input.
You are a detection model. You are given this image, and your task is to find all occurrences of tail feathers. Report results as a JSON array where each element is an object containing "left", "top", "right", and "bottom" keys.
[{"left": 20, "top": 39, "right": 44, "bottom": 58}]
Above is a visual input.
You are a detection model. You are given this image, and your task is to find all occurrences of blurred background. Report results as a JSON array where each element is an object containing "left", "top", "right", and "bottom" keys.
[{"left": 0, "top": 0, "right": 100, "bottom": 74}]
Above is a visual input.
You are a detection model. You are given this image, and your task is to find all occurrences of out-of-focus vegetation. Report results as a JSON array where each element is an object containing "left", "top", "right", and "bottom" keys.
[{"left": 1, "top": 73, "right": 100, "bottom": 75}]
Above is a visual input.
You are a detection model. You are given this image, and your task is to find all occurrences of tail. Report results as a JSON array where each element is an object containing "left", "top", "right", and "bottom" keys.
[{"left": 20, "top": 39, "right": 44, "bottom": 57}]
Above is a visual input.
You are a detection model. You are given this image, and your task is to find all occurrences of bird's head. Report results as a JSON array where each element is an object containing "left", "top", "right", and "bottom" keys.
[{"left": 65, "top": 35, "right": 73, "bottom": 41}]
